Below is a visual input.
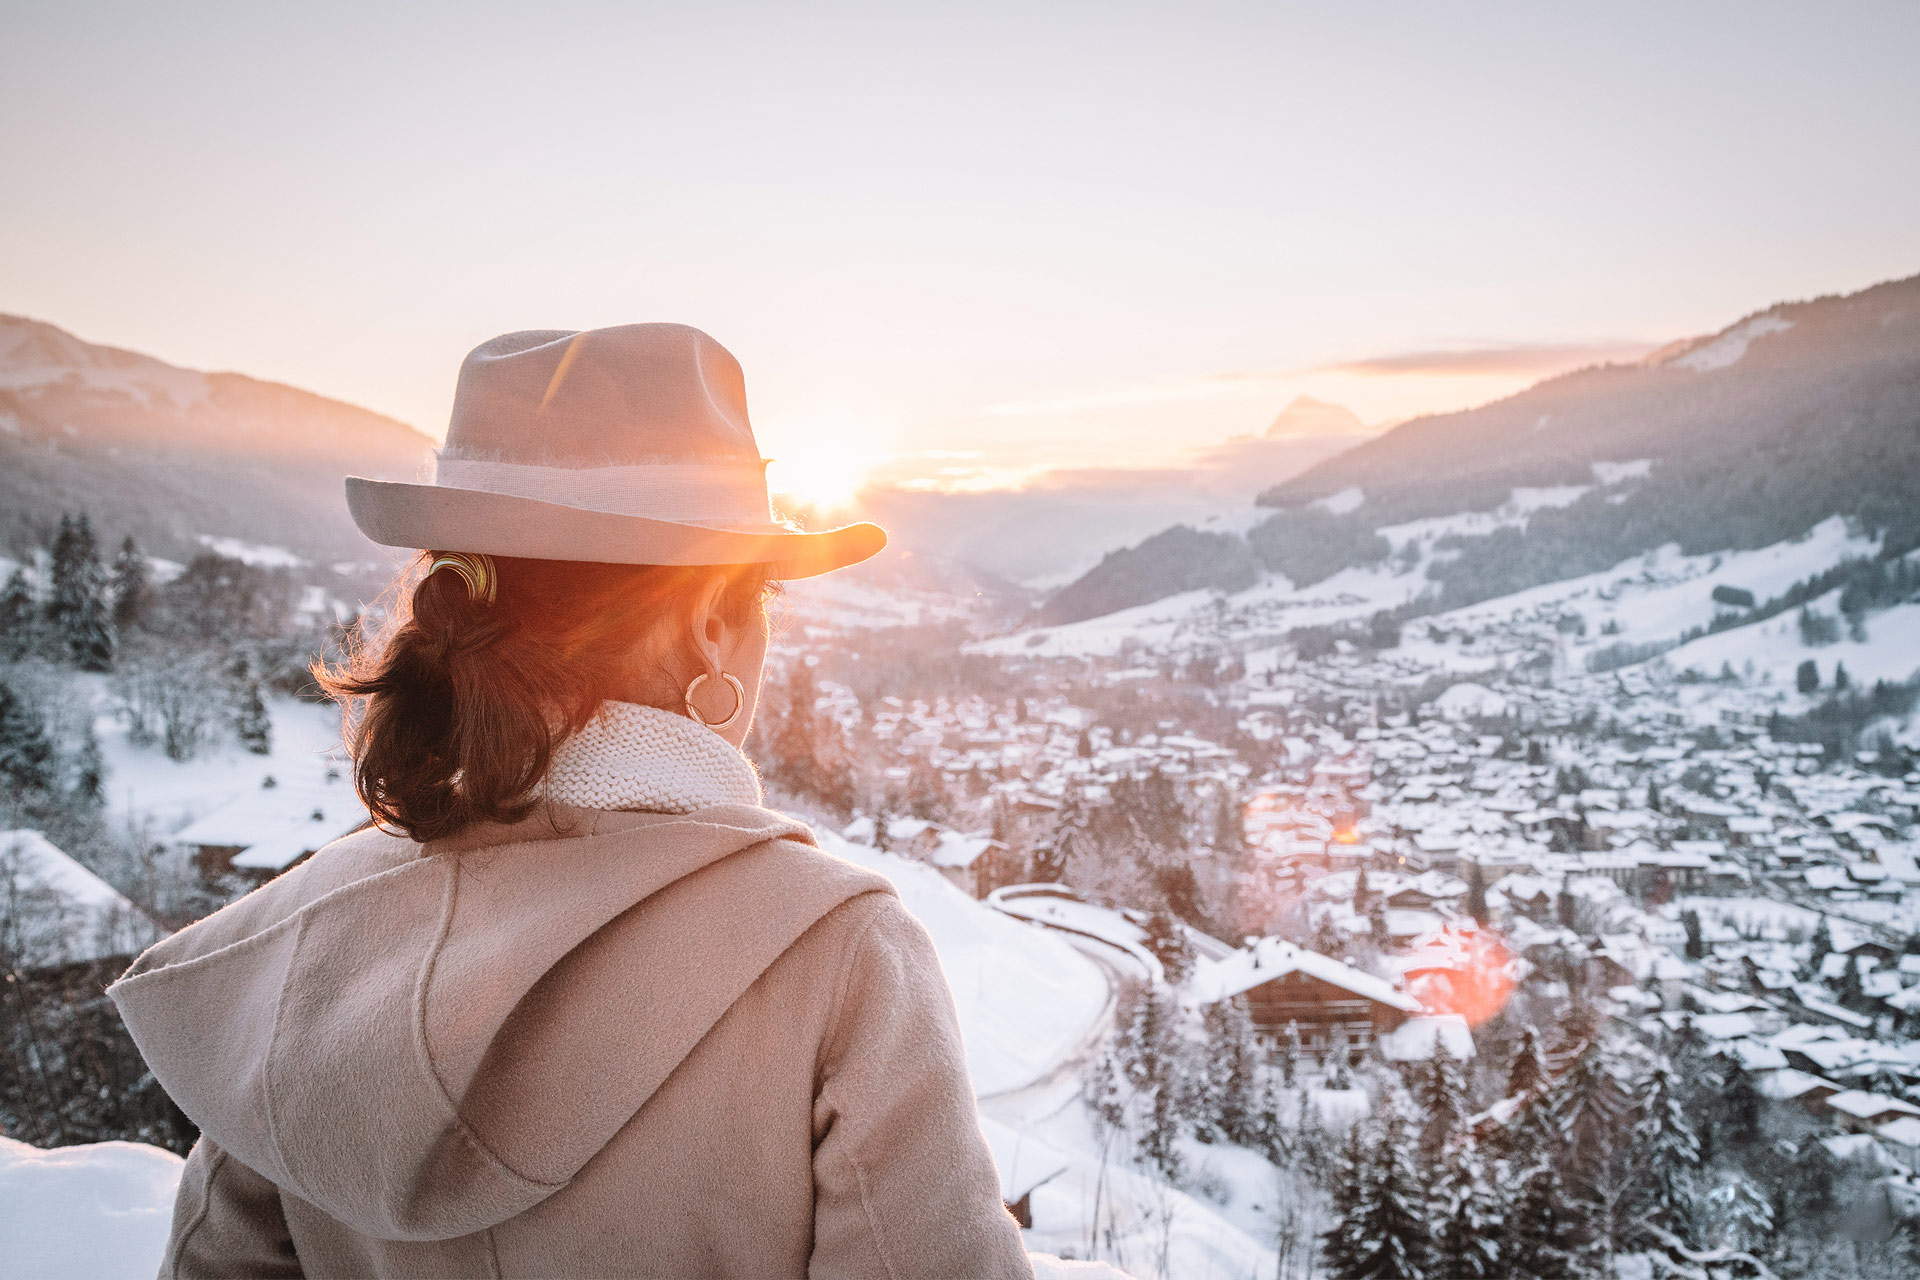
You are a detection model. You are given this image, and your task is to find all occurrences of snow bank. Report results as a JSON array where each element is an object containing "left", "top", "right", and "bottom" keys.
[
  {"left": 814, "top": 829, "right": 1109, "bottom": 1096},
  {"left": 0, "top": 1136, "right": 183, "bottom": 1280}
]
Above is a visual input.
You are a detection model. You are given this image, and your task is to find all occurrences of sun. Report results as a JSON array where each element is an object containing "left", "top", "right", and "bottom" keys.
[{"left": 762, "top": 425, "right": 885, "bottom": 516}]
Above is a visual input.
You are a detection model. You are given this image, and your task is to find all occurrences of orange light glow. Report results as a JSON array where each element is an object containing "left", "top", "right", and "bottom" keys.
[
  {"left": 1405, "top": 924, "right": 1517, "bottom": 1028},
  {"left": 1332, "top": 827, "right": 1359, "bottom": 844}
]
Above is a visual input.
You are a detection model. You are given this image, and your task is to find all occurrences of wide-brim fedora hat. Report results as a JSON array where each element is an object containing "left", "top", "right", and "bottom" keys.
[{"left": 346, "top": 324, "right": 885, "bottom": 579}]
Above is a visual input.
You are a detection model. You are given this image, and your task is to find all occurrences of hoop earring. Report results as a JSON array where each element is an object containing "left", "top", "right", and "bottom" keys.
[{"left": 684, "top": 671, "right": 746, "bottom": 731}]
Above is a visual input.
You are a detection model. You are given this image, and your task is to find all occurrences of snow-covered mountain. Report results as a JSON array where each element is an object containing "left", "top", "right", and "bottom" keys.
[
  {"left": 1040, "top": 272, "right": 1920, "bottom": 627},
  {"left": 0, "top": 315, "right": 433, "bottom": 564}
]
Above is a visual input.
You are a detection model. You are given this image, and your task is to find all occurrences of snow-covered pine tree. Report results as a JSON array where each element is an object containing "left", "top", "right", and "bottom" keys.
[
  {"left": 1327, "top": 1024, "right": 1353, "bottom": 1089},
  {"left": 0, "top": 680, "right": 58, "bottom": 805},
  {"left": 1253, "top": 1062, "right": 1286, "bottom": 1164},
  {"left": 1368, "top": 894, "right": 1390, "bottom": 947},
  {"left": 1142, "top": 909, "right": 1196, "bottom": 985},
  {"left": 1320, "top": 1123, "right": 1372, "bottom": 1277},
  {"left": 1431, "top": 1143, "right": 1502, "bottom": 1279},
  {"left": 1805, "top": 915, "right": 1833, "bottom": 979},
  {"left": 70, "top": 717, "right": 106, "bottom": 811},
  {"left": 1506, "top": 1025, "right": 1550, "bottom": 1099},
  {"left": 45, "top": 513, "right": 114, "bottom": 671},
  {"left": 1324, "top": 1107, "right": 1433, "bottom": 1280},
  {"left": 1633, "top": 1056, "right": 1700, "bottom": 1250},
  {"left": 1416, "top": 1041, "right": 1466, "bottom": 1161},
  {"left": 110, "top": 535, "right": 153, "bottom": 632},
  {"left": 1500, "top": 1159, "right": 1579, "bottom": 1280},
  {"left": 1465, "top": 861, "right": 1489, "bottom": 926},
  {"left": 1, "top": 567, "right": 37, "bottom": 660},
  {"left": 1281, "top": 1019, "right": 1302, "bottom": 1087},
  {"left": 235, "top": 680, "right": 272, "bottom": 755}
]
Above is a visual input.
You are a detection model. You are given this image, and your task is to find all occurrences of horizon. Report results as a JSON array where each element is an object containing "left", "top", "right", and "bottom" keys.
[{"left": 6, "top": 2, "right": 1920, "bottom": 513}]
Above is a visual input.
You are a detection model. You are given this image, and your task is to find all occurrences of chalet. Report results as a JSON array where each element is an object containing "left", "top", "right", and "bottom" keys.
[
  {"left": 170, "top": 769, "right": 370, "bottom": 883},
  {"left": 1188, "top": 937, "right": 1422, "bottom": 1056},
  {"left": 1824, "top": 1090, "right": 1920, "bottom": 1136}
]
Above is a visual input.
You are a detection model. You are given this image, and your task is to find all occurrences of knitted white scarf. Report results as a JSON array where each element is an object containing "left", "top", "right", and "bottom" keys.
[{"left": 542, "top": 700, "right": 763, "bottom": 814}]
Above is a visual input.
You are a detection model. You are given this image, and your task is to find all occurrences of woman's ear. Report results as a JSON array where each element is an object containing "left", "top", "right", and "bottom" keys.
[{"left": 685, "top": 572, "right": 731, "bottom": 678}]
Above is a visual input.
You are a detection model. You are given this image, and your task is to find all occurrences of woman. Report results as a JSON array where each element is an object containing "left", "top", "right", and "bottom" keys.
[{"left": 110, "top": 325, "right": 1034, "bottom": 1279}]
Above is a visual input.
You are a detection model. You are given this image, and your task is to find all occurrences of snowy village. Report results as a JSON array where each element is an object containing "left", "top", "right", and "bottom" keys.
[{"left": 6, "top": 466, "right": 1920, "bottom": 1277}]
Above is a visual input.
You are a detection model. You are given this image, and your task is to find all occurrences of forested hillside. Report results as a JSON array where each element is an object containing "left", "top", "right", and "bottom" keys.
[{"left": 1043, "top": 273, "right": 1920, "bottom": 625}]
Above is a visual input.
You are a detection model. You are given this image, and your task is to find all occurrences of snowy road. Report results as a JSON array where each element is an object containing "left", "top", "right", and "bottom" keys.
[{"left": 978, "top": 935, "right": 1128, "bottom": 1125}]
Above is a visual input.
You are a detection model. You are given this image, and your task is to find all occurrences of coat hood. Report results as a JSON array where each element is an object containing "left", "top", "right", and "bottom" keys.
[{"left": 110, "top": 803, "right": 891, "bottom": 1242}]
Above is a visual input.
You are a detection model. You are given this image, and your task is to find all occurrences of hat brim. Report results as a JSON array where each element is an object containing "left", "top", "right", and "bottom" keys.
[{"left": 345, "top": 477, "right": 886, "bottom": 580}]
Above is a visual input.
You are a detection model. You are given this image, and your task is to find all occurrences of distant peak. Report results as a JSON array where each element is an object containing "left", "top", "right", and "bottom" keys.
[{"left": 1266, "top": 396, "right": 1367, "bottom": 440}]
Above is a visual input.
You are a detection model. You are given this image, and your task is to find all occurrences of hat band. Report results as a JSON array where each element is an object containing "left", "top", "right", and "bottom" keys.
[{"left": 433, "top": 456, "right": 773, "bottom": 526}]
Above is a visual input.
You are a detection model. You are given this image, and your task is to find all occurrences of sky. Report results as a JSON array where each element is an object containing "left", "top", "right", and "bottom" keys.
[{"left": 4, "top": 1, "right": 1919, "bottom": 513}]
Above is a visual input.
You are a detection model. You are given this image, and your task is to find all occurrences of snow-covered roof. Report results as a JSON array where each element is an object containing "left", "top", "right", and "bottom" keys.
[
  {"left": 1376, "top": 1014, "right": 1475, "bottom": 1062},
  {"left": 0, "top": 830, "right": 164, "bottom": 966},
  {"left": 1826, "top": 1090, "right": 1920, "bottom": 1123},
  {"left": 1188, "top": 938, "right": 1422, "bottom": 1012},
  {"left": 169, "top": 776, "right": 369, "bottom": 872}
]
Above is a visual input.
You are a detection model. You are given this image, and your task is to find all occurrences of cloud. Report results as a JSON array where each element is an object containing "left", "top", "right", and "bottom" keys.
[{"left": 1309, "top": 340, "right": 1660, "bottom": 378}]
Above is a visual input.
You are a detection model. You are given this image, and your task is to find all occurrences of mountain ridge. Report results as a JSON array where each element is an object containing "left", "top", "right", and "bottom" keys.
[
  {"left": 1037, "top": 271, "right": 1920, "bottom": 627},
  {"left": 0, "top": 314, "right": 434, "bottom": 565}
]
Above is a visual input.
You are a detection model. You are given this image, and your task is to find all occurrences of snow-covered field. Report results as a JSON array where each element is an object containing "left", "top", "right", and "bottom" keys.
[
  {"left": 98, "top": 695, "right": 352, "bottom": 840},
  {"left": 0, "top": 1137, "right": 183, "bottom": 1280}
]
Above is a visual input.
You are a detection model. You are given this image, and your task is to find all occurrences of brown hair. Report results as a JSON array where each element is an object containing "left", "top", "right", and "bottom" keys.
[{"left": 317, "top": 553, "right": 773, "bottom": 842}]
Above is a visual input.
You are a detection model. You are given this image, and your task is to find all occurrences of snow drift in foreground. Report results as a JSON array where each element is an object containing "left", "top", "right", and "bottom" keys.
[
  {"left": 0, "top": 1134, "right": 1128, "bottom": 1280},
  {"left": 1, "top": 1135, "right": 183, "bottom": 1280}
]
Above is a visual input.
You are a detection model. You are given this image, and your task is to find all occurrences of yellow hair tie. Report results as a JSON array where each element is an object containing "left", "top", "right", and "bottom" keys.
[{"left": 427, "top": 551, "right": 498, "bottom": 605}]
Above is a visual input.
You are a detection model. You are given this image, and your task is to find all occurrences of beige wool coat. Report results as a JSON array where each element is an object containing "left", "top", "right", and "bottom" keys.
[{"left": 109, "top": 803, "right": 1034, "bottom": 1279}]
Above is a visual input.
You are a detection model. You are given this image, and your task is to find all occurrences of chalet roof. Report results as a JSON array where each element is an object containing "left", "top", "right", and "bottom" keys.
[
  {"left": 1826, "top": 1091, "right": 1920, "bottom": 1123},
  {"left": 0, "top": 829, "right": 164, "bottom": 966},
  {"left": 1188, "top": 938, "right": 1422, "bottom": 1013},
  {"left": 169, "top": 773, "right": 369, "bottom": 872}
]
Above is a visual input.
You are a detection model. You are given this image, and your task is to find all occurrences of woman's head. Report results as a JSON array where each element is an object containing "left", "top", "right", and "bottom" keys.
[{"left": 318, "top": 554, "right": 775, "bottom": 842}]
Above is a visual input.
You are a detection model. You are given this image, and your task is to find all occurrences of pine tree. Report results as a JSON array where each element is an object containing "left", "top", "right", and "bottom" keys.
[
  {"left": 1795, "top": 659, "right": 1819, "bottom": 694},
  {"left": 1198, "top": 996, "right": 1257, "bottom": 1143},
  {"left": 1647, "top": 779, "right": 1663, "bottom": 812},
  {"left": 1834, "top": 661, "right": 1851, "bottom": 692},
  {"left": 1507, "top": 1026, "right": 1550, "bottom": 1099},
  {"left": 1281, "top": 1019, "right": 1302, "bottom": 1087},
  {"left": 1466, "top": 861, "right": 1489, "bottom": 926},
  {"left": 1369, "top": 894, "right": 1390, "bottom": 947},
  {"left": 45, "top": 513, "right": 114, "bottom": 670},
  {"left": 1143, "top": 909, "right": 1196, "bottom": 985},
  {"left": 1075, "top": 726, "right": 1093, "bottom": 758},
  {"left": 1254, "top": 1064, "right": 1286, "bottom": 1163},
  {"left": 1, "top": 567, "right": 36, "bottom": 660},
  {"left": 1032, "top": 785, "right": 1092, "bottom": 882},
  {"left": 1682, "top": 907, "right": 1705, "bottom": 960},
  {"left": 110, "top": 535, "right": 152, "bottom": 631},
  {"left": 1501, "top": 1159, "right": 1578, "bottom": 1279},
  {"left": 1416, "top": 1042, "right": 1466, "bottom": 1161},
  {"left": 1431, "top": 1144, "right": 1501, "bottom": 1279},
  {"left": 1327, "top": 1025, "right": 1353, "bottom": 1090},
  {"left": 70, "top": 718, "right": 106, "bottom": 811},
  {"left": 0, "top": 680, "right": 57, "bottom": 803},
  {"left": 1634, "top": 1057, "right": 1701, "bottom": 1249},
  {"left": 1806, "top": 915, "right": 1834, "bottom": 978},
  {"left": 1321, "top": 1124, "right": 1373, "bottom": 1278},
  {"left": 235, "top": 681, "right": 272, "bottom": 755},
  {"left": 1323, "top": 1108, "right": 1433, "bottom": 1280}
]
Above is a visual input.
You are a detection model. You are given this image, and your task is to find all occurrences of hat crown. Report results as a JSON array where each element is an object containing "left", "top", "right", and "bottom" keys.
[{"left": 444, "top": 324, "right": 760, "bottom": 467}]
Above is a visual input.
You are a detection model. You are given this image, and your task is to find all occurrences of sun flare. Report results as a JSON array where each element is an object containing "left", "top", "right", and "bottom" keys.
[{"left": 762, "top": 426, "right": 886, "bottom": 516}]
